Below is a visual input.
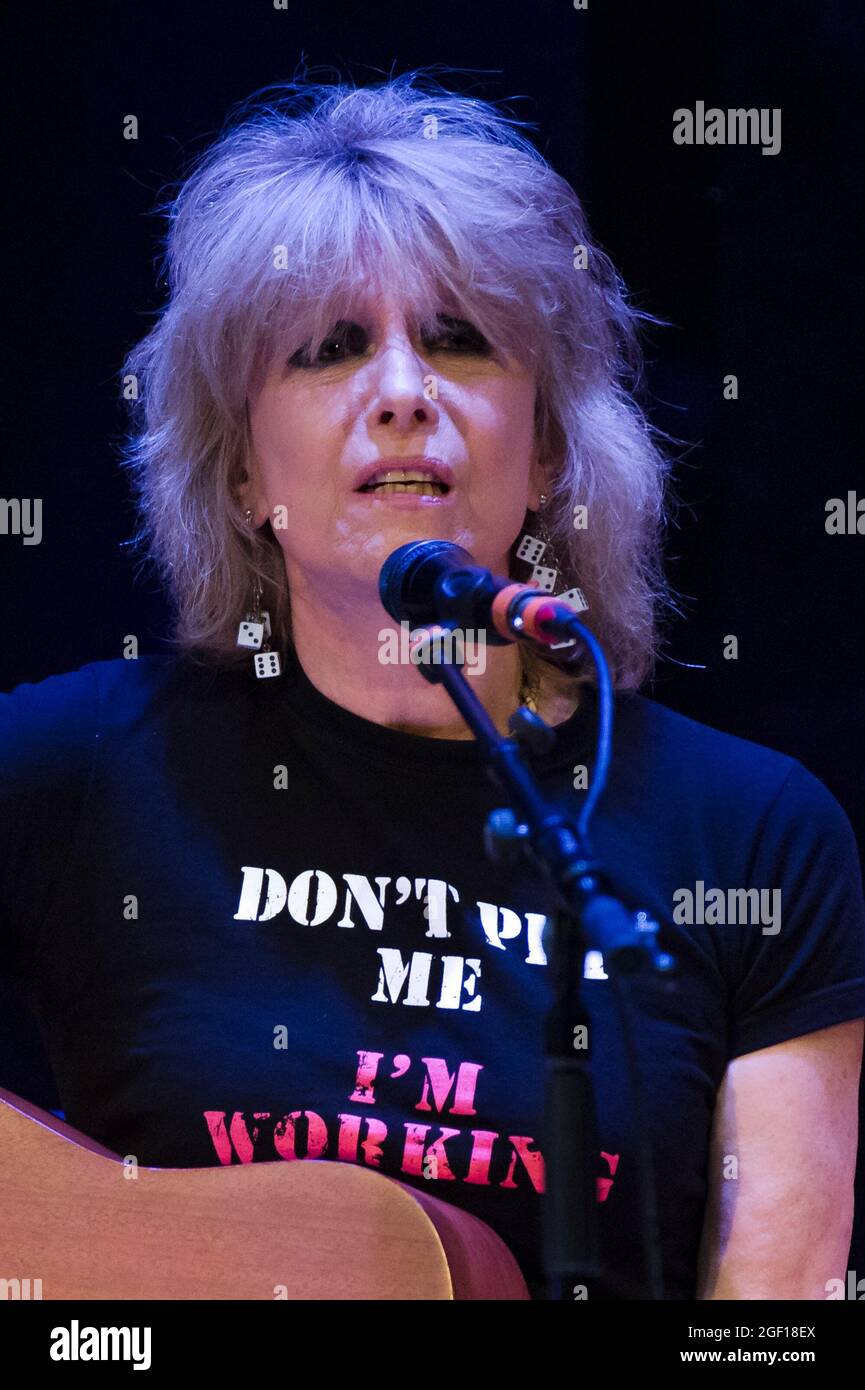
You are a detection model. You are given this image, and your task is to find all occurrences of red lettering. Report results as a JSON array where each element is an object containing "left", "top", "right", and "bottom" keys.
[
  {"left": 348, "top": 1050, "right": 385, "bottom": 1104},
  {"left": 500, "top": 1135, "right": 546, "bottom": 1192},
  {"left": 415, "top": 1057, "right": 483, "bottom": 1116},
  {"left": 273, "top": 1110, "right": 329, "bottom": 1160},
  {"left": 336, "top": 1113, "right": 388, "bottom": 1167},
  {"left": 465, "top": 1129, "right": 498, "bottom": 1186},
  {"left": 202, "top": 1111, "right": 272, "bottom": 1165},
  {"left": 401, "top": 1123, "right": 461, "bottom": 1180}
]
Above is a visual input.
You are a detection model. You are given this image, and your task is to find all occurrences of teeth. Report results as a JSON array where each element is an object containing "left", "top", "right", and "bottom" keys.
[
  {"left": 361, "top": 468, "right": 447, "bottom": 490},
  {"left": 377, "top": 469, "right": 438, "bottom": 483},
  {"left": 371, "top": 481, "right": 445, "bottom": 495}
]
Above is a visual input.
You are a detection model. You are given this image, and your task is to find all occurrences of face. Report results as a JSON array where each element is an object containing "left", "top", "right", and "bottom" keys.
[{"left": 244, "top": 289, "right": 544, "bottom": 601}]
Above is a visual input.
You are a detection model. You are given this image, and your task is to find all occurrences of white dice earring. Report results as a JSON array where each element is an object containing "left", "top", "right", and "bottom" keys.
[
  {"left": 515, "top": 492, "right": 589, "bottom": 652},
  {"left": 237, "top": 509, "right": 281, "bottom": 678},
  {"left": 515, "top": 490, "right": 559, "bottom": 593}
]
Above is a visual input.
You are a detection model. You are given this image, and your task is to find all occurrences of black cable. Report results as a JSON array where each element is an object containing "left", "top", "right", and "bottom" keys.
[
  {"left": 545, "top": 606, "right": 666, "bottom": 1300},
  {"left": 607, "top": 967, "right": 665, "bottom": 1300}
]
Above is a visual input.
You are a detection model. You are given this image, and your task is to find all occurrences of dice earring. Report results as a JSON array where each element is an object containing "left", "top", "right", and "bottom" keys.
[
  {"left": 515, "top": 492, "right": 589, "bottom": 651},
  {"left": 237, "top": 510, "right": 281, "bottom": 678},
  {"left": 515, "top": 490, "right": 559, "bottom": 593}
]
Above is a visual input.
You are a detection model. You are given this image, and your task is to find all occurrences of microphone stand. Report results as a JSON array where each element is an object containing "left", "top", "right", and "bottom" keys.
[{"left": 409, "top": 619, "right": 673, "bottom": 1300}]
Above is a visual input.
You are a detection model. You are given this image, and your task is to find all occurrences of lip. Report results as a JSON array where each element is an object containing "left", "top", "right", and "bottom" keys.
[
  {"left": 353, "top": 456, "right": 455, "bottom": 493},
  {"left": 352, "top": 489, "right": 455, "bottom": 508}
]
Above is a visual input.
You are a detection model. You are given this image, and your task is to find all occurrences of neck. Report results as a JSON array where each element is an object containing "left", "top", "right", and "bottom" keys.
[{"left": 284, "top": 572, "right": 574, "bottom": 738}]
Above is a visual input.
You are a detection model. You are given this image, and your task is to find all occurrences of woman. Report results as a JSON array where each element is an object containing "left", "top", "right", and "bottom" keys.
[{"left": 2, "top": 72, "right": 863, "bottom": 1301}]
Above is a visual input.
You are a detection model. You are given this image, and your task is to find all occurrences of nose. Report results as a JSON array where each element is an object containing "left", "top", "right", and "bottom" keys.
[{"left": 368, "top": 325, "right": 438, "bottom": 430}]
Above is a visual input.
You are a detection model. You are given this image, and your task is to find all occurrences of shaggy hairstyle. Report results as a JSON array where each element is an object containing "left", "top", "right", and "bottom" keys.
[{"left": 119, "top": 69, "right": 678, "bottom": 691}]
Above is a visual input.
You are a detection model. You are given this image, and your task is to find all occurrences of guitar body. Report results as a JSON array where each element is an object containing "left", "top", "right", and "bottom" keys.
[{"left": 0, "top": 1088, "right": 529, "bottom": 1299}]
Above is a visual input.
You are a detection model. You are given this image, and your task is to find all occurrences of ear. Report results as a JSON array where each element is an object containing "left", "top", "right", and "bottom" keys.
[
  {"left": 235, "top": 466, "right": 264, "bottom": 525},
  {"left": 527, "top": 437, "right": 545, "bottom": 513},
  {"left": 237, "top": 406, "right": 268, "bottom": 526}
]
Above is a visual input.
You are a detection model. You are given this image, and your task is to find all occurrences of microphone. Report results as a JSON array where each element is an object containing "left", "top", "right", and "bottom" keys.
[{"left": 378, "top": 539, "right": 584, "bottom": 649}]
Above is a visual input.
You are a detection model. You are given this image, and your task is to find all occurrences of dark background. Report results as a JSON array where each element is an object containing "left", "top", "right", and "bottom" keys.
[{"left": 2, "top": 0, "right": 863, "bottom": 1274}]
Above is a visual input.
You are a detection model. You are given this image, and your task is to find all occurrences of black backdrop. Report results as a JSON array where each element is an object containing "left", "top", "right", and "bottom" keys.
[{"left": 1, "top": 0, "right": 863, "bottom": 1273}]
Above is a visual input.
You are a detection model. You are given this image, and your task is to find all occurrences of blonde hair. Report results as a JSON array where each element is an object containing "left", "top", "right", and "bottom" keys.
[{"left": 118, "top": 69, "right": 679, "bottom": 691}]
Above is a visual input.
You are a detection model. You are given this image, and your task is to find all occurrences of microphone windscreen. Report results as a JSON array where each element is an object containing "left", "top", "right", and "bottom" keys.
[{"left": 379, "top": 540, "right": 472, "bottom": 623}]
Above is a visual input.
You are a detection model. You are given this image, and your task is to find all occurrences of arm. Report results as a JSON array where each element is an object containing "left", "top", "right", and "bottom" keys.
[{"left": 696, "top": 1017, "right": 864, "bottom": 1299}]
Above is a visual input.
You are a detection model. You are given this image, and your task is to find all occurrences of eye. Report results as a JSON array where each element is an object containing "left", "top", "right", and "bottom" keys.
[
  {"left": 424, "top": 316, "right": 491, "bottom": 354},
  {"left": 287, "top": 315, "right": 491, "bottom": 368},
  {"left": 288, "top": 321, "right": 368, "bottom": 368}
]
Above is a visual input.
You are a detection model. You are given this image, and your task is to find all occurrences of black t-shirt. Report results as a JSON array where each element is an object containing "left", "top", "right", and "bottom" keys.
[{"left": 1, "top": 648, "right": 864, "bottom": 1300}]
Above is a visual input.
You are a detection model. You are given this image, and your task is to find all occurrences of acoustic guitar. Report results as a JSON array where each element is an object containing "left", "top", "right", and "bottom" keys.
[{"left": 0, "top": 1087, "right": 529, "bottom": 1300}]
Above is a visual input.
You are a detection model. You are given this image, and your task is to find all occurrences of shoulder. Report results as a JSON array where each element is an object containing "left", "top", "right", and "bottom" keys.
[
  {"left": 610, "top": 688, "right": 857, "bottom": 856},
  {"left": 616, "top": 688, "right": 809, "bottom": 800},
  {"left": 614, "top": 693, "right": 865, "bottom": 1051},
  {"left": 615, "top": 688, "right": 795, "bottom": 788},
  {"left": 0, "top": 654, "right": 243, "bottom": 762},
  {"left": 1, "top": 654, "right": 174, "bottom": 733}
]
